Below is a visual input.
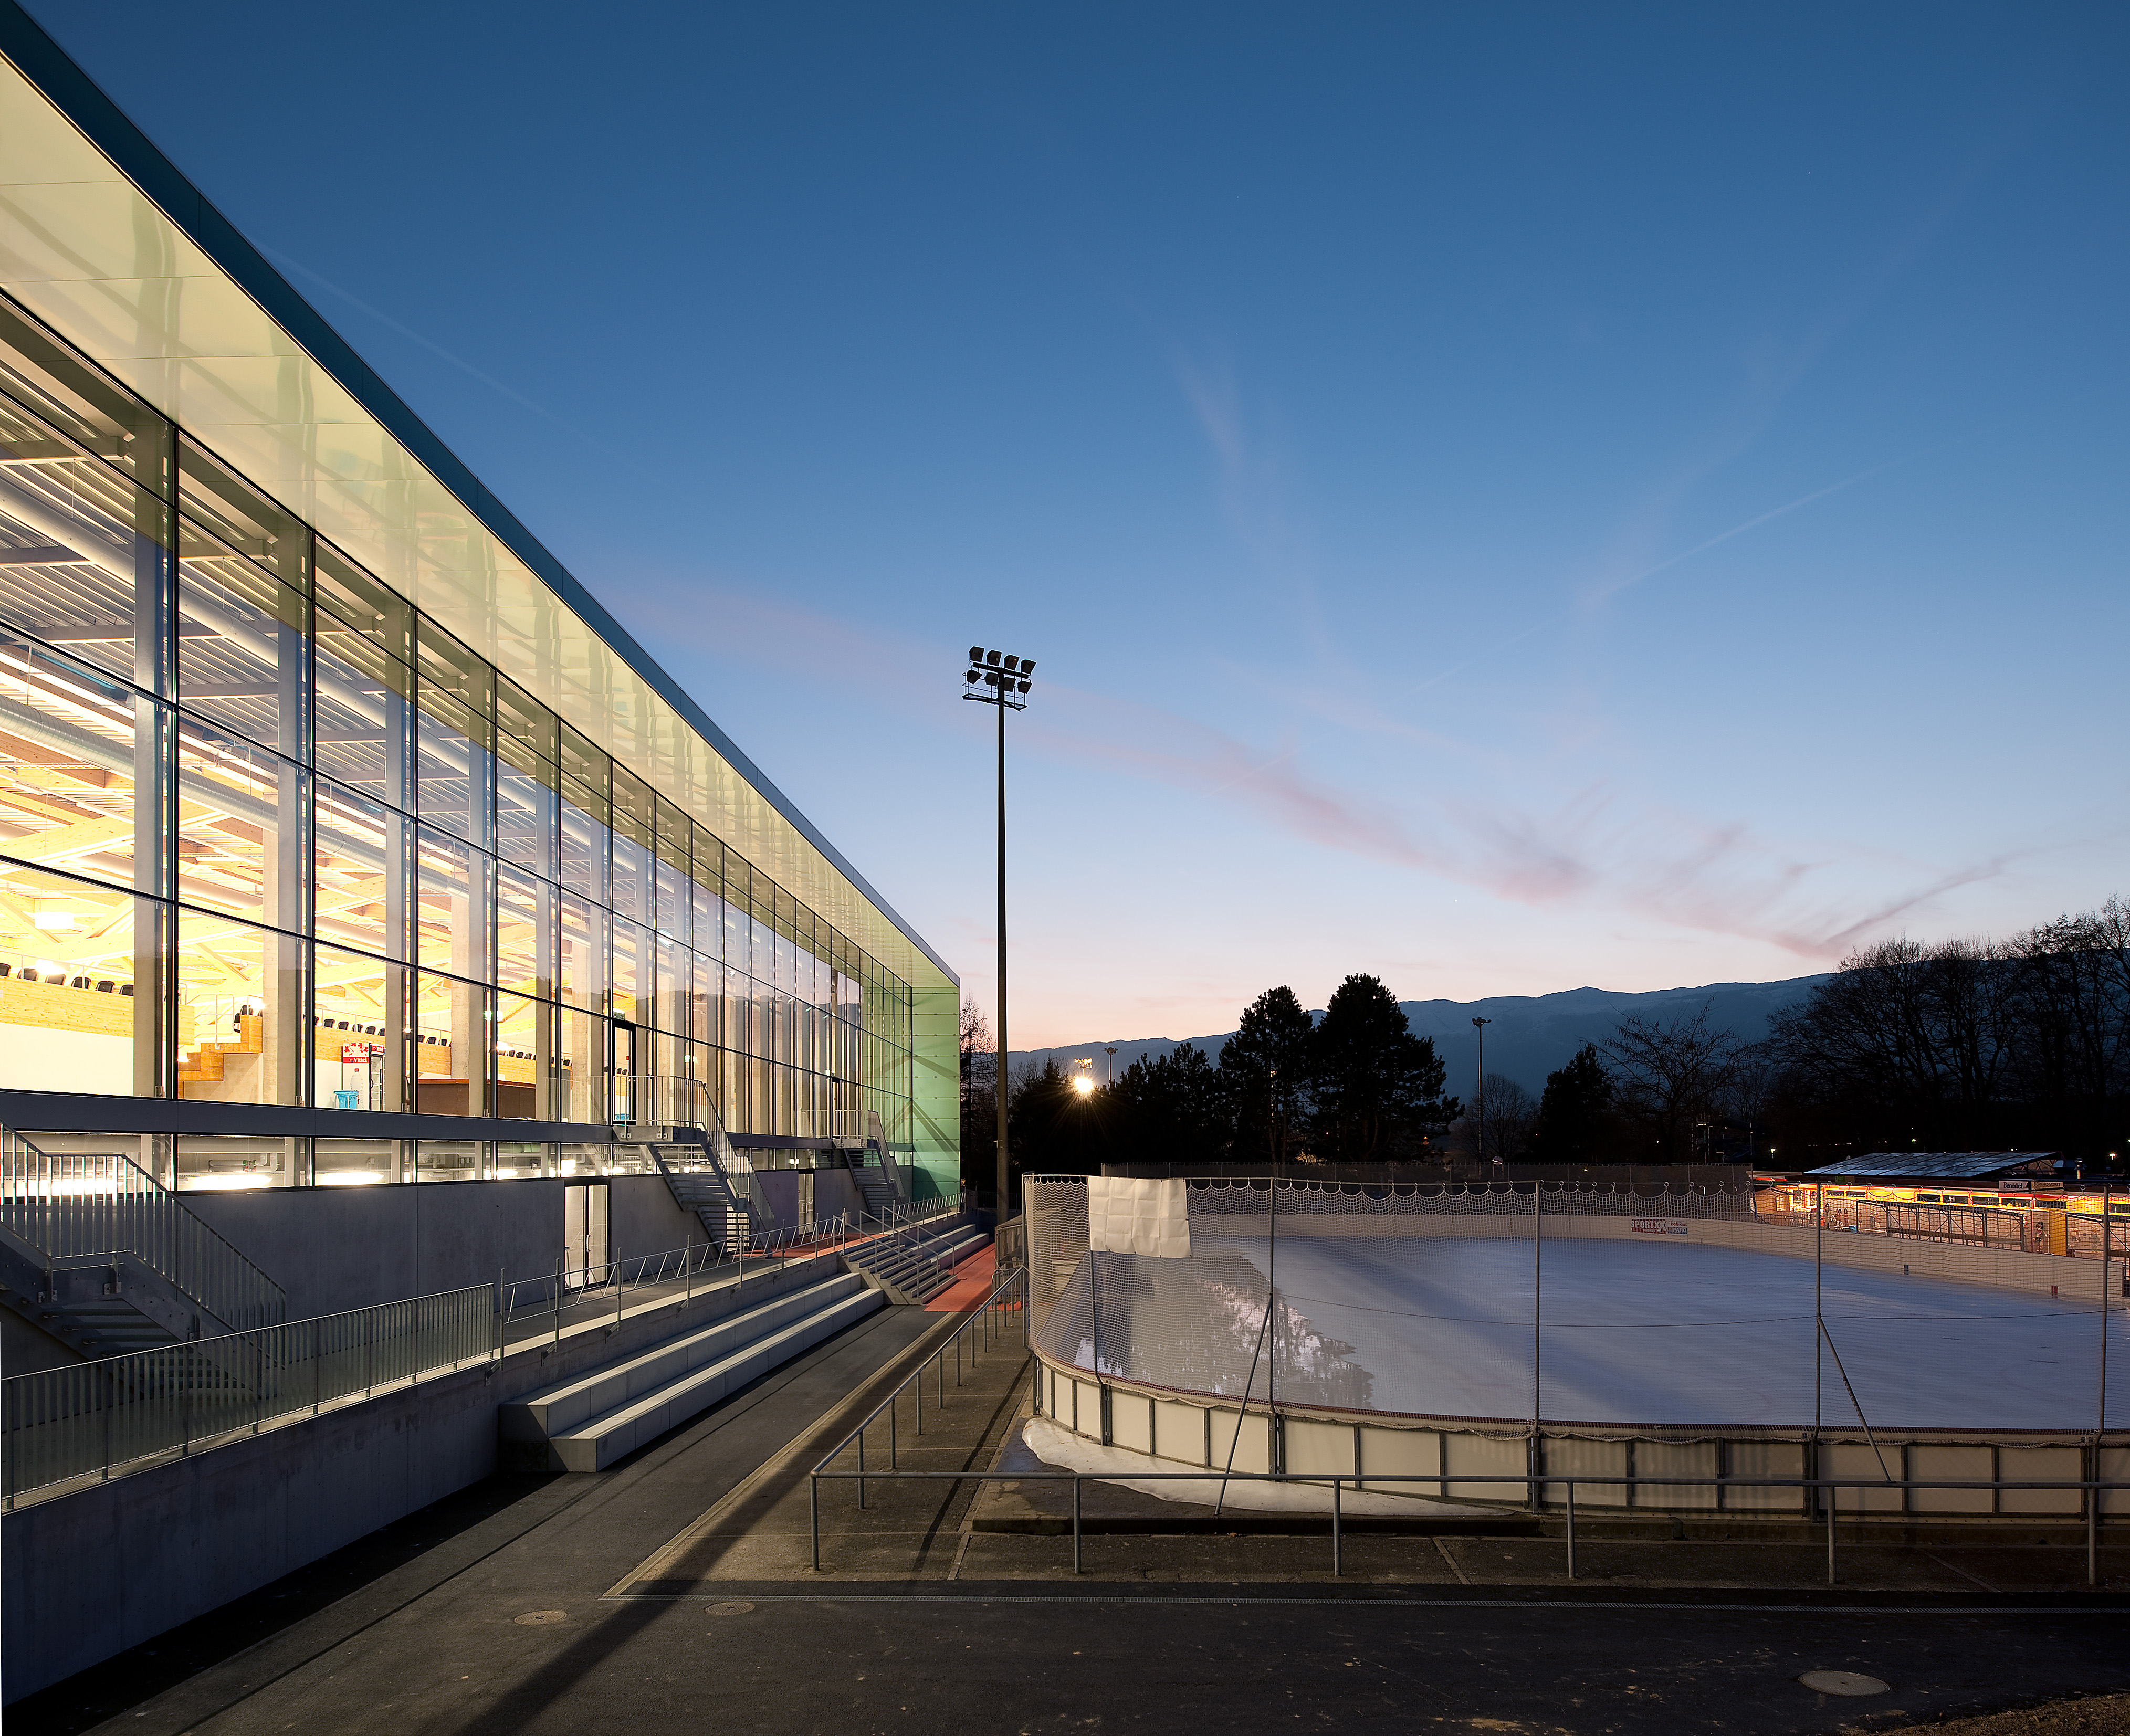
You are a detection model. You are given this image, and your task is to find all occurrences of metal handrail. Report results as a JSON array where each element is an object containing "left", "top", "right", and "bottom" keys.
[
  {"left": 807, "top": 1260, "right": 1028, "bottom": 1558},
  {"left": 810, "top": 1460, "right": 2130, "bottom": 1585},
  {"left": 2, "top": 1282, "right": 491, "bottom": 1505},
  {"left": 0, "top": 1123, "right": 287, "bottom": 1332}
]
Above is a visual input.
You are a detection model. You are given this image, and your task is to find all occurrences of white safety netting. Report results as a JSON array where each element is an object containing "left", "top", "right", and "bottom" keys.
[{"left": 1026, "top": 1175, "right": 2130, "bottom": 1434}]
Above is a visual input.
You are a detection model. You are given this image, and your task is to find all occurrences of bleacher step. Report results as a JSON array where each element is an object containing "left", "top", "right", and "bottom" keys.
[{"left": 500, "top": 1273, "right": 882, "bottom": 1471}]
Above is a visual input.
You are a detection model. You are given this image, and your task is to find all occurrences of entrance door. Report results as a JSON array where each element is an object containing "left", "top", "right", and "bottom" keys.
[
  {"left": 563, "top": 1182, "right": 610, "bottom": 1289},
  {"left": 611, "top": 1018, "right": 637, "bottom": 1125}
]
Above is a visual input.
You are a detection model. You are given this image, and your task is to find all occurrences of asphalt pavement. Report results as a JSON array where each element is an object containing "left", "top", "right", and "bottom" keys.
[{"left": 10, "top": 1299, "right": 2127, "bottom": 1736}]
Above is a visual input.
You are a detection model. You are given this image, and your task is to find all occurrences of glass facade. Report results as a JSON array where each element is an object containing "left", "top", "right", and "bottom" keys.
[{"left": 0, "top": 294, "right": 917, "bottom": 1188}]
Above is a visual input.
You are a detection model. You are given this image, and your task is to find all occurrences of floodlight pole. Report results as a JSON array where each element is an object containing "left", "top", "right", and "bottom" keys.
[
  {"left": 994, "top": 687, "right": 1009, "bottom": 1218},
  {"left": 1472, "top": 1017, "right": 1492, "bottom": 1175},
  {"left": 962, "top": 648, "right": 1033, "bottom": 1223}
]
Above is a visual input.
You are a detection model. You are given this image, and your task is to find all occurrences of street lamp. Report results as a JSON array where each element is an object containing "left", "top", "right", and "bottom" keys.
[
  {"left": 962, "top": 646, "right": 1035, "bottom": 1219},
  {"left": 1472, "top": 1017, "right": 1493, "bottom": 1173}
]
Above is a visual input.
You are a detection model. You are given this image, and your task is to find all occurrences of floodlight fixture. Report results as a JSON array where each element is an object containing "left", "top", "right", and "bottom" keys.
[{"left": 957, "top": 639, "right": 1040, "bottom": 1218}]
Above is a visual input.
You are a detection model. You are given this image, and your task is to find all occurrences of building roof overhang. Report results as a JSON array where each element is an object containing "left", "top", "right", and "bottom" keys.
[{"left": 0, "top": 2, "right": 953, "bottom": 990}]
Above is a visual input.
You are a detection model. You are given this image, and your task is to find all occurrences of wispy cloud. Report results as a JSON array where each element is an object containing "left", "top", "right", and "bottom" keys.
[{"left": 621, "top": 573, "right": 2050, "bottom": 968}]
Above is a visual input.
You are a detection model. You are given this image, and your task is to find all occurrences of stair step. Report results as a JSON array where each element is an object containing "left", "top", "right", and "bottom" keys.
[
  {"left": 538, "top": 1286, "right": 886, "bottom": 1472},
  {"left": 502, "top": 1272, "right": 869, "bottom": 1442}
]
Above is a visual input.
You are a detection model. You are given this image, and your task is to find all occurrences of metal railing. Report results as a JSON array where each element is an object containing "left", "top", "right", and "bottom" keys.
[
  {"left": 2, "top": 1283, "right": 492, "bottom": 1505},
  {"left": 810, "top": 1459, "right": 2129, "bottom": 1586},
  {"left": 809, "top": 1261, "right": 1029, "bottom": 1564},
  {"left": 1, "top": 1123, "right": 286, "bottom": 1332}
]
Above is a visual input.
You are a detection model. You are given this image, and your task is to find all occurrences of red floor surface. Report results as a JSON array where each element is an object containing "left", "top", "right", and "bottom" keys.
[{"left": 925, "top": 1243, "right": 997, "bottom": 1311}]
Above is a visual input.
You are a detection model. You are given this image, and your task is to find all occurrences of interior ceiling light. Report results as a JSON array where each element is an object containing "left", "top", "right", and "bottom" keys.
[{"left": 33, "top": 910, "right": 74, "bottom": 930}]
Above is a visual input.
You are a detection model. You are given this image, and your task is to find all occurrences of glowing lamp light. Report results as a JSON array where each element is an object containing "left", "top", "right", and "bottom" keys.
[
  {"left": 32, "top": 910, "right": 75, "bottom": 930},
  {"left": 1072, "top": 1074, "right": 1095, "bottom": 1097}
]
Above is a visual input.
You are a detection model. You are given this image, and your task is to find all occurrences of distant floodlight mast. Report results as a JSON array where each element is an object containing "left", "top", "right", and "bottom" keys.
[
  {"left": 963, "top": 645, "right": 1035, "bottom": 1218},
  {"left": 1473, "top": 1016, "right": 1494, "bottom": 1173}
]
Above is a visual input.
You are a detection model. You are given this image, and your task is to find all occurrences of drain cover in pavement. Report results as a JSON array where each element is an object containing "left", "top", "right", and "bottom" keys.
[
  {"left": 514, "top": 1610, "right": 568, "bottom": 1626},
  {"left": 1799, "top": 1670, "right": 1890, "bottom": 1696},
  {"left": 708, "top": 1601, "right": 755, "bottom": 1615}
]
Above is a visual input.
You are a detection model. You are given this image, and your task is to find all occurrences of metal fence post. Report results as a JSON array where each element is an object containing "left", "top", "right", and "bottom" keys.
[
  {"left": 1825, "top": 1490, "right": 1837, "bottom": 1585},
  {"left": 1566, "top": 1480, "right": 1577, "bottom": 1580},
  {"left": 1331, "top": 1475, "right": 1342, "bottom": 1576},
  {"left": 889, "top": 1388, "right": 898, "bottom": 1469},
  {"left": 1073, "top": 1475, "right": 1083, "bottom": 1574},
  {"left": 2089, "top": 1453, "right": 2099, "bottom": 1588},
  {"left": 810, "top": 1473, "right": 820, "bottom": 1572},
  {"left": 857, "top": 1428, "right": 866, "bottom": 1509}
]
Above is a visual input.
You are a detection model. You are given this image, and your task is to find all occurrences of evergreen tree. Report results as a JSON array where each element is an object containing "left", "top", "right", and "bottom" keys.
[
  {"left": 1308, "top": 974, "right": 1456, "bottom": 1162},
  {"left": 1531, "top": 1042, "right": 1617, "bottom": 1160},
  {"left": 1218, "top": 986, "right": 1315, "bottom": 1163}
]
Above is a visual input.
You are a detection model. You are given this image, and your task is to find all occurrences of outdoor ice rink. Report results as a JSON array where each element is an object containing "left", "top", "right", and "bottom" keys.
[{"left": 1077, "top": 1233, "right": 2130, "bottom": 1433}]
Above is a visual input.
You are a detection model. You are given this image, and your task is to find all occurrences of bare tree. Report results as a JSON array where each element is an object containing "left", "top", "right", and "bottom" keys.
[
  {"left": 1602, "top": 1001, "right": 1749, "bottom": 1162},
  {"left": 1475, "top": 1075, "right": 1537, "bottom": 1164}
]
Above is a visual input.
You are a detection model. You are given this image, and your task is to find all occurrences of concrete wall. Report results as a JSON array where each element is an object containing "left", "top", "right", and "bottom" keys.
[
  {"left": 1, "top": 1308, "right": 83, "bottom": 1375},
  {"left": 185, "top": 1179, "right": 564, "bottom": 1320},
  {"left": 606, "top": 1174, "right": 699, "bottom": 1265},
  {"left": 1, "top": 1255, "right": 837, "bottom": 1701}
]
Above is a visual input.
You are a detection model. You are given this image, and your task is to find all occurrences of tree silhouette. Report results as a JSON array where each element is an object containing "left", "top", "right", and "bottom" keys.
[{"left": 1308, "top": 973, "right": 1457, "bottom": 1162}]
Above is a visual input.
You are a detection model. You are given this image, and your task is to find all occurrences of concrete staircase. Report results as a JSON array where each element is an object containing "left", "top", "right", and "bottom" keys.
[
  {"left": 840, "top": 1143, "right": 899, "bottom": 1217},
  {"left": 499, "top": 1265, "right": 882, "bottom": 1471},
  {"left": 0, "top": 1125, "right": 285, "bottom": 1360},
  {"left": 649, "top": 1141, "right": 758, "bottom": 1254},
  {"left": 842, "top": 1215, "right": 991, "bottom": 1305}
]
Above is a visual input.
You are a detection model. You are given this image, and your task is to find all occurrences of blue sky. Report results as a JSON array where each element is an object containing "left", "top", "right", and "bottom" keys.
[{"left": 30, "top": 1, "right": 2128, "bottom": 1045}]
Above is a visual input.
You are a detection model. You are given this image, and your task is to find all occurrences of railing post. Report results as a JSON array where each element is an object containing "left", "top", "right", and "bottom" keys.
[
  {"left": 889, "top": 1387, "right": 898, "bottom": 1469},
  {"left": 101, "top": 1362, "right": 112, "bottom": 1480},
  {"left": 1072, "top": 1475, "right": 1083, "bottom": 1574},
  {"left": 810, "top": 1472, "right": 820, "bottom": 1572},
  {"left": 314, "top": 1317, "right": 322, "bottom": 1415},
  {"left": 1566, "top": 1480, "right": 1576, "bottom": 1580},
  {"left": 366, "top": 1308, "right": 375, "bottom": 1397},
  {"left": 2089, "top": 1450, "right": 2100, "bottom": 1588},
  {"left": 1825, "top": 1488, "right": 1837, "bottom": 1585},
  {"left": 857, "top": 1427, "right": 866, "bottom": 1509},
  {"left": 1331, "top": 1475, "right": 1342, "bottom": 1576}
]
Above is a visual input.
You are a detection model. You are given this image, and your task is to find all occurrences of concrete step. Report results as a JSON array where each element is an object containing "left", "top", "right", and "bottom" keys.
[{"left": 500, "top": 1274, "right": 884, "bottom": 1472}]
